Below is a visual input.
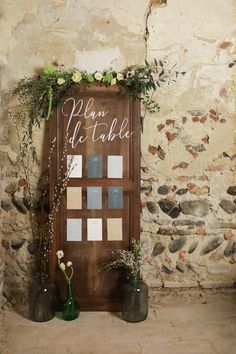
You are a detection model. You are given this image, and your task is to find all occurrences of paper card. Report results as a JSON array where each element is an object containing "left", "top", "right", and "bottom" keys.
[
  {"left": 67, "top": 219, "right": 82, "bottom": 241},
  {"left": 87, "top": 187, "right": 102, "bottom": 209},
  {"left": 107, "top": 155, "right": 123, "bottom": 179},
  {"left": 87, "top": 218, "right": 103, "bottom": 241},
  {"left": 107, "top": 218, "right": 123, "bottom": 241},
  {"left": 108, "top": 186, "right": 123, "bottom": 209},
  {"left": 67, "top": 187, "right": 82, "bottom": 209},
  {"left": 87, "top": 155, "right": 102, "bottom": 178},
  {"left": 67, "top": 155, "right": 82, "bottom": 178}
]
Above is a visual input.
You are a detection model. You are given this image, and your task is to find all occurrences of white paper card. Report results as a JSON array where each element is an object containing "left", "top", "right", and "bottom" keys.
[
  {"left": 107, "top": 155, "right": 123, "bottom": 179},
  {"left": 67, "top": 155, "right": 82, "bottom": 178},
  {"left": 67, "top": 218, "right": 82, "bottom": 241},
  {"left": 87, "top": 218, "right": 103, "bottom": 241}
]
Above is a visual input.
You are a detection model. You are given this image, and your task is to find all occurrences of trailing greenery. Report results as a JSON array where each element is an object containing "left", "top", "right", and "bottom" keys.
[{"left": 13, "top": 61, "right": 185, "bottom": 163}]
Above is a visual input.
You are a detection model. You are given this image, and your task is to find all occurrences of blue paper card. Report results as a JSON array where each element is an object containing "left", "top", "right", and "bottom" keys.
[
  {"left": 87, "top": 155, "right": 102, "bottom": 178},
  {"left": 87, "top": 187, "right": 102, "bottom": 209},
  {"left": 67, "top": 219, "right": 82, "bottom": 241},
  {"left": 108, "top": 186, "right": 123, "bottom": 209}
]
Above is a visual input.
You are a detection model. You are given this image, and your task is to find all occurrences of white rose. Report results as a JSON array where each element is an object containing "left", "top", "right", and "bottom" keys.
[
  {"left": 116, "top": 73, "right": 124, "bottom": 81},
  {"left": 94, "top": 72, "right": 103, "bottom": 81},
  {"left": 59, "top": 262, "right": 66, "bottom": 271},
  {"left": 56, "top": 250, "right": 64, "bottom": 259},
  {"left": 67, "top": 261, "right": 72, "bottom": 267},
  {"left": 72, "top": 71, "right": 82, "bottom": 83},
  {"left": 57, "top": 77, "right": 65, "bottom": 85},
  {"left": 111, "top": 78, "right": 117, "bottom": 86}
]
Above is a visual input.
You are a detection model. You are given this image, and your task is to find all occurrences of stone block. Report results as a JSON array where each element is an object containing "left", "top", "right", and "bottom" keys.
[{"left": 164, "top": 281, "right": 198, "bottom": 288}]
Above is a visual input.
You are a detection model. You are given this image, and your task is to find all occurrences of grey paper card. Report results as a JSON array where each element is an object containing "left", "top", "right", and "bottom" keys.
[
  {"left": 87, "top": 155, "right": 102, "bottom": 178},
  {"left": 87, "top": 187, "right": 102, "bottom": 209},
  {"left": 108, "top": 186, "right": 123, "bottom": 209},
  {"left": 67, "top": 219, "right": 82, "bottom": 241}
]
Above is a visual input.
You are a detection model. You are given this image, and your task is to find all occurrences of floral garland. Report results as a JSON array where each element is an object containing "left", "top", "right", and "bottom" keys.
[{"left": 12, "top": 60, "right": 184, "bottom": 163}]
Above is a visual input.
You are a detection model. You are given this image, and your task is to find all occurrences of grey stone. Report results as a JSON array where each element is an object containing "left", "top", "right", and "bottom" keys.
[
  {"left": 187, "top": 262, "right": 201, "bottom": 274},
  {"left": 227, "top": 186, "right": 236, "bottom": 196},
  {"left": 158, "top": 199, "right": 181, "bottom": 218},
  {"left": 176, "top": 261, "right": 185, "bottom": 273},
  {"left": 1, "top": 198, "right": 13, "bottom": 211},
  {"left": 201, "top": 236, "right": 224, "bottom": 255},
  {"left": 180, "top": 200, "right": 209, "bottom": 217},
  {"left": 146, "top": 201, "right": 158, "bottom": 214},
  {"left": 152, "top": 242, "right": 165, "bottom": 256},
  {"left": 176, "top": 188, "right": 188, "bottom": 195},
  {"left": 196, "top": 220, "right": 205, "bottom": 227},
  {"left": 162, "top": 263, "right": 174, "bottom": 274},
  {"left": 157, "top": 185, "right": 170, "bottom": 195},
  {"left": 219, "top": 199, "right": 236, "bottom": 214},
  {"left": 192, "top": 143, "right": 206, "bottom": 152},
  {"left": 11, "top": 239, "right": 26, "bottom": 250},
  {"left": 224, "top": 241, "right": 236, "bottom": 257},
  {"left": 12, "top": 192, "right": 28, "bottom": 214},
  {"left": 169, "top": 237, "right": 187, "bottom": 253},
  {"left": 27, "top": 243, "right": 36, "bottom": 255},
  {"left": 188, "top": 240, "right": 199, "bottom": 254},
  {"left": 173, "top": 220, "right": 197, "bottom": 226},
  {"left": 158, "top": 227, "right": 192, "bottom": 236}
]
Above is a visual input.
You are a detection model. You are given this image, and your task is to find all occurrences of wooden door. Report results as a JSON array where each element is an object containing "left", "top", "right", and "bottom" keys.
[{"left": 50, "top": 85, "right": 140, "bottom": 310}]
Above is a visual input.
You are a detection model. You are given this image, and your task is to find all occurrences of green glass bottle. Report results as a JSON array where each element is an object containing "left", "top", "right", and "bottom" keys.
[{"left": 62, "top": 281, "right": 80, "bottom": 321}]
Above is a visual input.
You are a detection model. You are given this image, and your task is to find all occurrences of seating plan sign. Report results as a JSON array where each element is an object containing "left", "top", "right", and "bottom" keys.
[{"left": 50, "top": 85, "right": 140, "bottom": 310}]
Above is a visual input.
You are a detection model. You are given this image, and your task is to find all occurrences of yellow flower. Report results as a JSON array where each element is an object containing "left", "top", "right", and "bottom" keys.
[
  {"left": 72, "top": 71, "right": 82, "bottom": 83},
  {"left": 67, "top": 261, "right": 72, "bottom": 267},
  {"left": 111, "top": 78, "right": 117, "bottom": 85}
]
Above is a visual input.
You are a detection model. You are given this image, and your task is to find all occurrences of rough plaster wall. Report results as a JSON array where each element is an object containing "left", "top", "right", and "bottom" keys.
[{"left": 0, "top": 0, "right": 235, "bottom": 303}]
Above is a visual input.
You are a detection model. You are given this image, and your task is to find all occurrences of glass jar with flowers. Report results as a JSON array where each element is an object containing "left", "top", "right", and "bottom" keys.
[
  {"left": 56, "top": 250, "right": 80, "bottom": 321},
  {"left": 104, "top": 239, "right": 148, "bottom": 323}
]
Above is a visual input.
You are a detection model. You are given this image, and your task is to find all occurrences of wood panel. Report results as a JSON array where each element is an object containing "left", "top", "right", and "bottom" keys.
[{"left": 50, "top": 85, "right": 140, "bottom": 310}]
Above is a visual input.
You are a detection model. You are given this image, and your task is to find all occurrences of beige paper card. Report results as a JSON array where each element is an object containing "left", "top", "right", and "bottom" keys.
[
  {"left": 67, "top": 187, "right": 82, "bottom": 209},
  {"left": 107, "top": 218, "right": 122, "bottom": 241}
]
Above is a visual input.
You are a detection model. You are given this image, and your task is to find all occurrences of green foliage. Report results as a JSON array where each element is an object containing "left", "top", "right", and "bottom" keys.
[{"left": 12, "top": 61, "right": 184, "bottom": 162}]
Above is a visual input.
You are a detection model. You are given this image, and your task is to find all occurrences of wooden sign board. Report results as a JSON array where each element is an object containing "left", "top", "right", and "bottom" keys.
[{"left": 50, "top": 85, "right": 140, "bottom": 310}]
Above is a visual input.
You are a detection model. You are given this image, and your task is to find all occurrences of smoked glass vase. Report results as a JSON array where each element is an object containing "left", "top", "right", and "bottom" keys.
[
  {"left": 121, "top": 276, "right": 148, "bottom": 323},
  {"left": 28, "top": 273, "right": 56, "bottom": 322},
  {"left": 62, "top": 282, "right": 80, "bottom": 321}
]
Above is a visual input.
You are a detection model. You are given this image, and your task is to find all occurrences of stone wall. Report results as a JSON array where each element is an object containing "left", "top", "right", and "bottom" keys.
[{"left": 0, "top": 0, "right": 235, "bottom": 304}]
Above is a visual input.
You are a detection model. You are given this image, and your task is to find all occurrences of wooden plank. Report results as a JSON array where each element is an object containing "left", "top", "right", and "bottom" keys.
[{"left": 50, "top": 85, "right": 140, "bottom": 310}]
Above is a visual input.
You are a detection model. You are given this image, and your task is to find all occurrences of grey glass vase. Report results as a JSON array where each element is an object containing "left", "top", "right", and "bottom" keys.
[
  {"left": 121, "top": 276, "right": 148, "bottom": 322},
  {"left": 28, "top": 273, "right": 56, "bottom": 322}
]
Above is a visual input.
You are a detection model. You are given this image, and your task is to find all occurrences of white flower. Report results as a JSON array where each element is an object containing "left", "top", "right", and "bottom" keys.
[
  {"left": 59, "top": 262, "right": 65, "bottom": 271},
  {"left": 72, "top": 71, "right": 82, "bottom": 83},
  {"left": 94, "top": 72, "right": 103, "bottom": 81},
  {"left": 67, "top": 261, "right": 72, "bottom": 267},
  {"left": 56, "top": 250, "right": 64, "bottom": 259},
  {"left": 116, "top": 73, "right": 124, "bottom": 81},
  {"left": 111, "top": 78, "right": 117, "bottom": 86},
  {"left": 57, "top": 77, "right": 65, "bottom": 85},
  {"left": 126, "top": 70, "right": 135, "bottom": 78}
]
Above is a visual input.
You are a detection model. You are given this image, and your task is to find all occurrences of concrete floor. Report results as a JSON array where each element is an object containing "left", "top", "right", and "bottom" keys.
[{"left": 1, "top": 301, "right": 236, "bottom": 354}]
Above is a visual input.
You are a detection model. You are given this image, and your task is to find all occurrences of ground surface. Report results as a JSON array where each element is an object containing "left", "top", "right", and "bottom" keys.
[{"left": 1, "top": 299, "right": 236, "bottom": 354}]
